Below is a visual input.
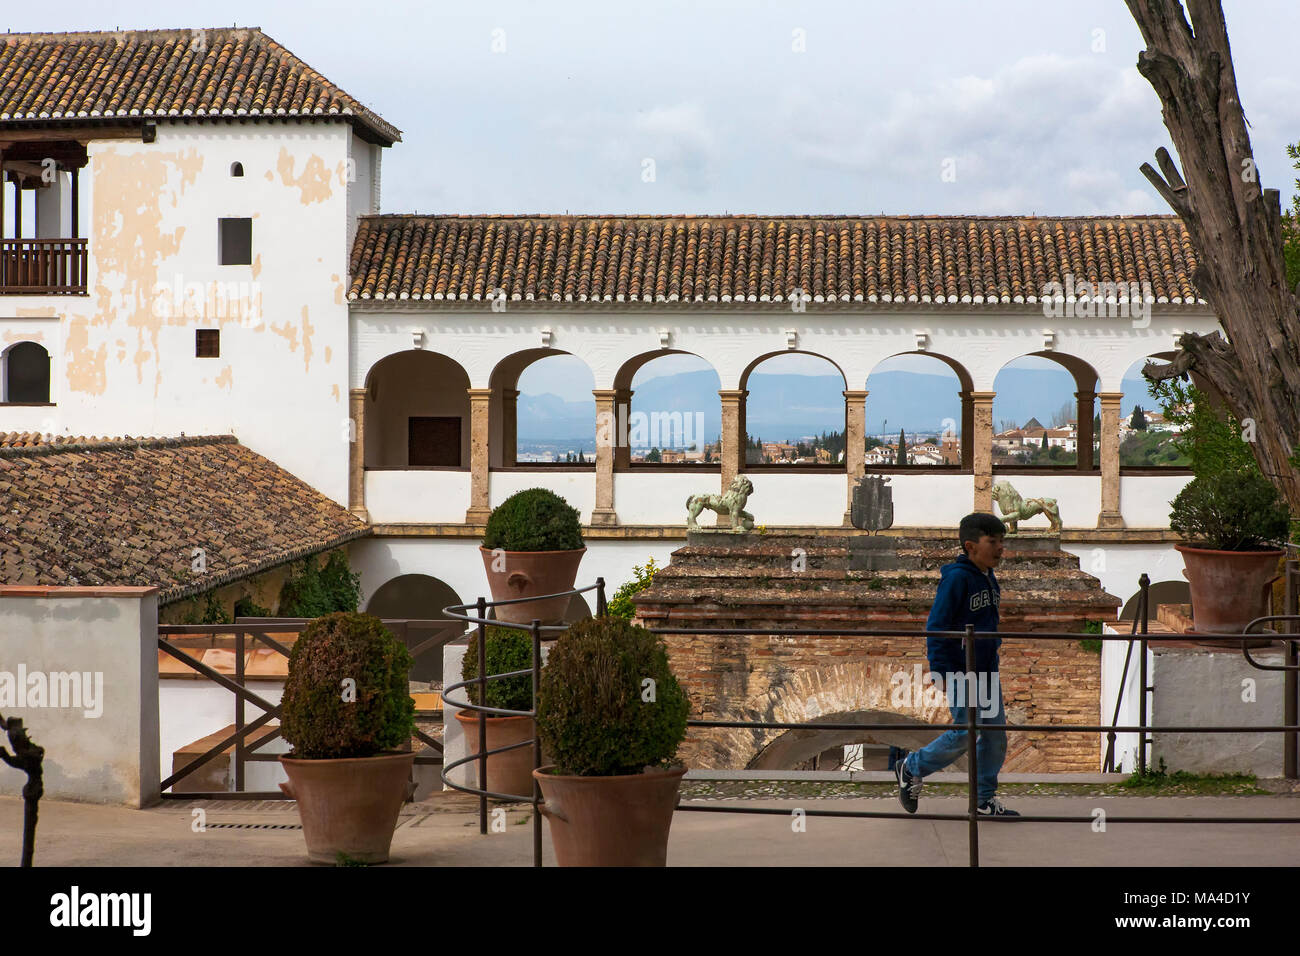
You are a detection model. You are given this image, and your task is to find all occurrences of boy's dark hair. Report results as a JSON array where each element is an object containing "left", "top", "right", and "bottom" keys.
[{"left": 958, "top": 513, "right": 1006, "bottom": 553}]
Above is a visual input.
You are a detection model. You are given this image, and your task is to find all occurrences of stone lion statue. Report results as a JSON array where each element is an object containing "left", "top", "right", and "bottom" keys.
[
  {"left": 686, "top": 476, "right": 755, "bottom": 533},
  {"left": 992, "top": 480, "right": 1061, "bottom": 533}
]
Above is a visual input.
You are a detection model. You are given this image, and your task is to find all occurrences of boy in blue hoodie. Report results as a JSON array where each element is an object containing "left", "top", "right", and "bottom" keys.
[{"left": 896, "top": 513, "right": 1019, "bottom": 816}]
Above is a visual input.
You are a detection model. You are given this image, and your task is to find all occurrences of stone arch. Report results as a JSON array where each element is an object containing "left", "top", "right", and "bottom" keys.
[
  {"left": 489, "top": 347, "right": 596, "bottom": 467},
  {"left": 692, "top": 660, "right": 1050, "bottom": 772},
  {"left": 612, "top": 349, "right": 721, "bottom": 465},
  {"left": 739, "top": 351, "right": 847, "bottom": 465},
  {"left": 365, "top": 572, "right": 467, "bottom": 683},
  {"left": 363, "top": 350, "right": 471, "bottom": 468},
  {"left": 993, "top": 351, "right": 1101, "bottom": 469},
  {"left": 1119, "top": 578, "right": 1190, "bottom": 622},
  {"left": 864, "top": 350, "right": 974, "bottom": 467},
  {"left": 2, "top": 341, "right": 51, "bottom": 403}
]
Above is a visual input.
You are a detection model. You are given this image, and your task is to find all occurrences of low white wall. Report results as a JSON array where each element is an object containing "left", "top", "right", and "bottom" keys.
[
  {"left": 1061, "top": 542, "right": 1184, "bottom": 617},
  {"left": 615, "top": 472, "right": 718, "bottom": 525},
  {"left": 885, "top": 472, "right": 974, "bottom": 527},
  {"left": 366, "top": 470, "right": 471, "bottom": 523},
  {"left": 1099, "top": 624, "right": 1150, "bottom": 773},
  {"left": 159, "top": 680, "right": 287, "bottom": 794},
  {"left": 1151, "top": 644, "right": 1288, "bottom": 776},
  {"left": 1120, "top": 473, "right": 1191, "bottom": 528},
  {"left": 0, "top": 586, "right": 159, "bottom": 807},
  {"left": 744, "top": 472, "right": 845, "bottom": 525},
  {"left": 491, "top": 470, "right": 597, "bottom": 524}
]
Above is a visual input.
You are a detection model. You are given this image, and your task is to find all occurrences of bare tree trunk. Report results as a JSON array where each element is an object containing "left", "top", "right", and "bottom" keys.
[{"left": 1128, "top": 0, "right": 1300, "bottom": 516}]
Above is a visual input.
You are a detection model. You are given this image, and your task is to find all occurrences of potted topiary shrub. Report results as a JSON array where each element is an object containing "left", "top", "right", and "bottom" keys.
[
  {"left": 278, "top": 612, "right": 416, "bottom": 864},
  {"left": 457, "top": 626, "right": 539, "bottom": 799},
  {"left": 532, "top": 616, "right": 690, "bottom": 866},
  {"left": 481, "top": 488, "right": 585, "bottom": 624},
  {"left": 1170, "top": 468, "right": 1289, "bottom": 644}
]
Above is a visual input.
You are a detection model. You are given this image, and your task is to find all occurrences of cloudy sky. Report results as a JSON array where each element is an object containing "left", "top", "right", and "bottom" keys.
[
  {"left": 7, "top": 1, "right": 1295, "bottom": 407},
  {"left": 9, "top": 0, "right": 1300, "bottom": 217}
]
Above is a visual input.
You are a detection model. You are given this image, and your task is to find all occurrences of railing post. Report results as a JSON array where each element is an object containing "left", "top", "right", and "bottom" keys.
[
  {"left": 965, "top": 623, "right": 979, "bottom": 868},
  {"left": 476, "top": 596, "right": 488, "bottom": 835},
  {"left": 531, "top": 618, "right": 543, "bottom": 868},
  {"left": 1285, "top": 557, "right": 1298, "bottom": 780},
  {"left": 1137, "top": 573, "right": 1150, "bottom": 775},
  {"left": 596, "top": 577, "right": 607, "bottom": 617},
  {"left": 235, "top": 627, "right": 246, "bottom": 793}
]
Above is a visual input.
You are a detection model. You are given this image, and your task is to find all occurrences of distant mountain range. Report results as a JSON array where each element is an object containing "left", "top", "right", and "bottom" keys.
[{"left": 517, "top": 368, "right": 1154, "bottom": 446}]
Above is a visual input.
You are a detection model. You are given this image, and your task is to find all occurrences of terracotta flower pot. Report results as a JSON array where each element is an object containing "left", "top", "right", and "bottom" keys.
[
  {"left": 479, "top": 546, "right": 586, "bottom": 625},
  {"left": 455, "top": 711, "right": 537, "bottom": 800},
  {"left": 533, "top": 764, "right": 686, "bottom": 866},
  {"left": 1175, "top": 543, "right": 1284, "bottom": 646},
  {"left": 279, "top": 751, "right": 414, "bottom": 864}
]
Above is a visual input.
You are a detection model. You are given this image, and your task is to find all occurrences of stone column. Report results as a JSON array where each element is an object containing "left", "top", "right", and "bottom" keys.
[
  {"left": 1074, "top": 389, "right": 1095, "bottom": 471},
  {"left": 719, "top": 389, "right": 748, "bottom": 527},
  {"left": 970, "top": 391, "right": 996, "bottom": 513},
  {"left": 1097, "top": 391, "right": 1125, "bottom": 529},
  {"left": 959, "top": 390, "right": 974, "bottom": 470},
  {"left": 466, "top": 387, "right": 493, "bottom": 524},
  {"left": 501, "top": 387, "right": 519, "bottom": 468},
  {"left": 591, "top": 388, "right": 619, "bottom": 526},
  {"left": 843, "top": 389, "right": 868, "bottom": 525},
  {"left": 614, "top": 387, "right": 633, "bottom": 470},
  {"left": 348, "top": 388, "right": 369, "bottom": 523}
]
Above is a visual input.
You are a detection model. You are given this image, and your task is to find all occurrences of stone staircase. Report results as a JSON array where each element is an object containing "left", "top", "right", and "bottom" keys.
[{"left": 634, "top": 531, "right": 1121, "bottom": 630}]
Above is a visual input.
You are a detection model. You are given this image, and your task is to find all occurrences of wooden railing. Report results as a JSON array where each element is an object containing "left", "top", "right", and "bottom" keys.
[{"left": 0, "top": 238, "right": 88, "bottom": 294}]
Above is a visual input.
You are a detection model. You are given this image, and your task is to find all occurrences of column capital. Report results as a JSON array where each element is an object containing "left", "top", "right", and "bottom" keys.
[
  {"left": 718, "top": 388, "right": 749, "bottom": 402},
  {"left": 1097, "top": 391, "right": 1124, "bottom": 403},
  {"left": 502, "top": 387, "right": 521, "bottom": 401},
  {"left": 591, "top": 388, "right": 619, "bottom": 401},
  {"left": 466, "top": 387, "right": 494, "bottom": 400},
  {"left": 968, "top": 391, "right": 997, "bottom": 402},
  {"left": 842, "top": 389, "right": 869, "bottom": 401},
  {"left": 349, "top": 387, "right": 367, "bottom": 398}
]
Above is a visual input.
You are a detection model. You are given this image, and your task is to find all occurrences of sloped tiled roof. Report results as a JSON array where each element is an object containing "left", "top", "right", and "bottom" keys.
[
  {"left": 347, "top": 214, "right": 1204, "bottom": 305},
  {"left": 0, "top": 435, "right": 370, "bottom": 604},
  {"left": 0, "top": 27, "right": 399, "bottom": 144},
  {"left": 0, "top": 431, "right": 136, "bottom": 448}
]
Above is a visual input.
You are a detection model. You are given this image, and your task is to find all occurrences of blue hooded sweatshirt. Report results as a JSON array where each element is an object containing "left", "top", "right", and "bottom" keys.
[{"left": 925, "top": 552, "right": 1001, "bottom": 675}]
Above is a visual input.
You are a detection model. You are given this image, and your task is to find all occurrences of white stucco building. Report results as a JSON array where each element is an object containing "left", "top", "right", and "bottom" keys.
[{"left": 0, "top": 26, "right": 1218, "bottom": 622}]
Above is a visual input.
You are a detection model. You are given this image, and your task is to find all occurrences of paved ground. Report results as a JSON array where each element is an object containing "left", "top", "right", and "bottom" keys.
[{"left": 4, "top": 790, "right": 1299, "bottom": 866}]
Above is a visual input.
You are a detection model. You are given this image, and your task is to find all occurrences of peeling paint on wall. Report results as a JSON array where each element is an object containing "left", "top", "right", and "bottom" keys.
[
  {"left": 277, "top": 149, "right": 333, "bottom": 205},
  {"left": 2, "top": 329, "right": 44, "bottom": 343},
  {"left": 214, "top": 365, "right": 233, "bottom": 390},
  {"left": 13, "top": 307, "right": 58, "bottom": 318}
]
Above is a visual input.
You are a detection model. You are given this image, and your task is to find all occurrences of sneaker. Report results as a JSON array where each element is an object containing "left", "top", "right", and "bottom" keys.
[
  {"left": 895, "top": 752, "right": 921, "bottom": 813},
  {"left": 976, "top": 796, "right": 1020, "bottom": 817}
]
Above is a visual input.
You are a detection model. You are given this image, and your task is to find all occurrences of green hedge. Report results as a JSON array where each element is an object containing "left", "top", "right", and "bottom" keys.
[
  {"left": 461, "top": 626, "right": 536, "bottom": 713},
  {"left": 483, "top": 488, "right": 582, "bottom": 552}
]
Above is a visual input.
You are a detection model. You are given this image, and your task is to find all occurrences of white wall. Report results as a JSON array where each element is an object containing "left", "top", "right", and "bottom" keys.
[
  {"left": 1121, "top": 473, "right": 1191, "bottom": 528},
  {"left": 159, "top": 680, "right": 287, "bottom": 794},
  {"left": 490, "top": 470, "right": 597, "bottom": 524},
  {"left": 0, "top": 120, "right": 359, "bottom": 504},
  {"left": 992, "top": 472, "right": 1100, "bottom": 530},
  {"left": 615, "top": 472, "right": 719, "bottom": 525},
  {"left": 366, "top": 470, "right": 471, "bottom": 524},
  {"left": 1100, "top": 623, "right": 1150, "bottom": 772}
]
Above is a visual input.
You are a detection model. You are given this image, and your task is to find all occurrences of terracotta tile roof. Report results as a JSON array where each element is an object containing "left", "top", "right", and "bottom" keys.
[
  {"left": 0, "top": 431, "right": 137, "bottom": 448},
  {"left": 347, "top": 214, "right": 1204, "bottom": 306},
  {"left": 0, "top": 27, "right": 399, "bottom": 144},
  {"left": 0, "top": 435, "right": 370, "bottom": 604}
]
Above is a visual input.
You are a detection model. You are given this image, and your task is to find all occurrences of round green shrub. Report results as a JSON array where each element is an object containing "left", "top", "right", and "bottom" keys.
[
  {"left": 280, "top": 612, "right": 416, "bottom": 759},
  {"left": 483, "top": 488, "right": 583, "bottom": 552},
  {"left": 536, "top": 616, "right": 689, "bottom": 776},
  {"left": 461, "top": 626, "right": 536, "bottom": 713},
  {"left": 1169, "top": 469, "right": 1291, "bottom": 551}
]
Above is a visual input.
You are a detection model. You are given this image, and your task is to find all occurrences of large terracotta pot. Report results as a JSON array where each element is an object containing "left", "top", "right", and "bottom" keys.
[
  {"left": 1176, "top": 543, "right": 1284, "bottom": 646},
  {"left": 455, "top": 711, "right": 537, "bottom": 800},
  {"left": 279, "top": 751, "right": 414, "bottom": 864},
  {"left": 480, "top": 547, "right": 585, "bottom": 625},
  {"left": 533, "top": 765, "right": 686, "bottom": 866}
]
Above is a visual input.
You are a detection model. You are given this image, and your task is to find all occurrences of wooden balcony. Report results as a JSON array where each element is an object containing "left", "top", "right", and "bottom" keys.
[{"left": 0, "top": 238, "right": 88, "bottom": 294}]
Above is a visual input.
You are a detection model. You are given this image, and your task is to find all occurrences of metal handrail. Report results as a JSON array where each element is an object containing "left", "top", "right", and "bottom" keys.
[{"left": 436, "top": 573, "right": 1300, "bottom": 867}]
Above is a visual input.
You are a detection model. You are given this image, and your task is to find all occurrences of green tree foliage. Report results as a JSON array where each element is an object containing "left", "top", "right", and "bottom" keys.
[
  {"left": 1130, "top": 406, "right": 1147, "bottom": 431},
  {"left": 278, "top": 549, "right": 362, "bottom": 618},
  {"left": 1284, "top": 142, "right": 1300, "bottom": 290},
  {"left": 607, "top": 557, "right": 659, "bottom": 620},
  {"left": 482, "top": 488, "right": 583, "bottom": 551},
  {"left": 646, "top": 447, "right": 661, "bottom": 462},
  {"left": 896, "top": 428, "right": 907, "bottom": 466}
]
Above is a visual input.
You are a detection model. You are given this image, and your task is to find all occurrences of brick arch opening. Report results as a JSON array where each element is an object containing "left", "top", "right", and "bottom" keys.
[{"left": 689, "top": 659, "right": 1051, "bottom": 772}]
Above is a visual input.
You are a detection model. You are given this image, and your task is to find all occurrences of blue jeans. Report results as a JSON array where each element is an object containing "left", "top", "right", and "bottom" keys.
[{"left": 903, "top": 677, "right": 1007, "bottom": 805}]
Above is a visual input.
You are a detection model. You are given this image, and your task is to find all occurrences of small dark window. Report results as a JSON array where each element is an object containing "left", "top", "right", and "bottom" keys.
[
  {"left": 4, "top": 342, "right": 51, "bottom": 403},
  {"left": 409, "top": 416, "right": 461, "bottom": 467},
  {"left": 230, "top": 162, "right": 244, "bottom": 177},
  {"left": 219, "top": 217, "right": 252, "bottom": 265},
  {"left": 196, "top": 329, "right": 220, "bottom": 358}
]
